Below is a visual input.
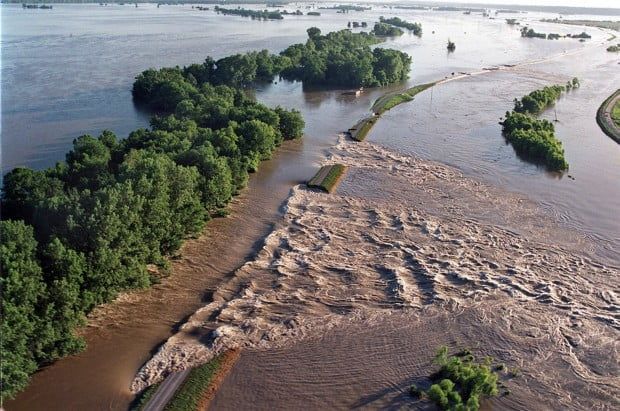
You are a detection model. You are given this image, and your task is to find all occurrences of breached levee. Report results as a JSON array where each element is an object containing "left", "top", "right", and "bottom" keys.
[{"left": 132, "top": 138, "right": 619, "bottom": 407}]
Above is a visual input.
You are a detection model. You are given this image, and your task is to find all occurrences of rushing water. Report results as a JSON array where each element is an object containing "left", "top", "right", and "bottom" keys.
[{"left": 2, "top": 3, "right": 619, "bottom": 410}]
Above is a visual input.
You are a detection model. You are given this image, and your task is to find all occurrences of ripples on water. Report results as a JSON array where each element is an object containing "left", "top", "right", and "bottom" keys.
[
  {"left": 3, "top": 4, "right": 619, "bottom": 410},
  {"left": 135, "top": 139, "right": 619, "bottom": 409}
]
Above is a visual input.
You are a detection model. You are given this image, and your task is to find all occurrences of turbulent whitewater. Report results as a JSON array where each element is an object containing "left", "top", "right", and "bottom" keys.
[{"left": 132, "top": 137, "right": 619, "bottom": 409}]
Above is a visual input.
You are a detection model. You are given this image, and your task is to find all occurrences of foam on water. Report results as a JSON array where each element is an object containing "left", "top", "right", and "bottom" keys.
[{"left": 132, "top": 138, "right": 619, "bottom": 409}]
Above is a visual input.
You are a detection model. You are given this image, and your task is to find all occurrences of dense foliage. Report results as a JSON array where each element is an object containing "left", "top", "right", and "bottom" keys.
[
  {"left": 513, "top": 85, "right": 565, "bottom": 115},
  {"left": 372, "top": 22, "right": 404, "bottom": 37},
  {"left": 567, "top": 32, "right": 591, "bottom": 39},
  {"left": 214, "top": 6, "right": 283, "bottom": 20},
  {"left": 520, "top": 26, "right": 546, "bottom": 39},
  {"left": 501, "top": 84, "right": 570, "bottom": 170},
  {"left": 163, "top": 353, "right": 227, "bottom": 411},
  {"left": 1, "top": 220, "right": 81, "bottom": 399},
  {"left": 502, "top": 112, "right": 567, "bottom": 170},
  {"left": 606, "top": 43, "right": 620, "bottom": 52},
  {"left": 1, "top": 27, "right": 411, "bottom": 400},
  {"left": 133, "top": 28, "right": 411, "bottom": 90},
  {"left": 521, "top": 26, "right": 591, "bottom": 40},
  {"left": 319, "top": 4, "right": 370, "bottom": 11},
  {"left": 379, "top": 16, "right": 422, "bottom": 36},
  {"left": 422, "top": 347, "right": 500, "bottom": 410},
  {"left": 1, "top": 51, "right": 305, "bottom": 402},
  {"left": 280, "top": 28, "right": 411, "bottom": 87}
]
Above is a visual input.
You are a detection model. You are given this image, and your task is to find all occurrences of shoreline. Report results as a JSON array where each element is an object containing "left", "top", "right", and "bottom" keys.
[
  {"left": 136, "top": 136, "right": 619, "bottom": 409},
  {"left": 6, "top": 14, "right": 617, "bottom": 410},
  {"left": 596, "top": 88, "right": 620, "bottom": 143},
  {"left": 194, "top": 349, "right": 240, "bottom": 411},
  {"left": 5, "top": 139, "right": 307, "bottom": 411}
]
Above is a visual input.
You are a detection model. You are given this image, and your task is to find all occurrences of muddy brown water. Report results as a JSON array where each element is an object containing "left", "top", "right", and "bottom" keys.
[
  {"left": 3, "top": 4, "right": 620, "bottom": 410},
  {"left": 138, "top": 139, "right": 619, "bottom": 410},
  {"left": 5, "top": 143, "right": 300, "bottom": 410}
]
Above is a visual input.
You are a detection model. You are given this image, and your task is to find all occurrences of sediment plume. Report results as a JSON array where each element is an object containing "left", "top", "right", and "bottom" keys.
[{"left": 132, "top": 138, "right": 618, "bottom": 409}]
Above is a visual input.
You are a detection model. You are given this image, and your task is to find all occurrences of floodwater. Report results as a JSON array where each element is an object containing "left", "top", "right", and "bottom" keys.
[
  {"left": 139, "top": 139, "right": 619, "bottom": 409},
  {"left": 2, "top": 3, "right": 619, "bottom": 410}
]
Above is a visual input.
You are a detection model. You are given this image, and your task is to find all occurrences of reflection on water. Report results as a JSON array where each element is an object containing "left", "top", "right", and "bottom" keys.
[
  {"left": 369, "top": 53, "right": 620, "bottom": 262},
  {"left": 3, "top": 3, "right": 619, "bottom": 410}
]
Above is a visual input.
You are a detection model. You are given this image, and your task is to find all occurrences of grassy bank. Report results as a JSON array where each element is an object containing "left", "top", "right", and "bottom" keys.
[
  {"left": 612, "top": 100, "right": 620, "bottom": 127},
  {"left": 307, "top": 164, "right": 346, "bottom": 193},
  {"left": 596, "top": 89, "right": 620, "bottom": 143},
  {"left": 163, "top": 350, "right": 240, "bottom": 411},
  {"left": 345, "top": 82, "right": 436, "bottom": 145},
  {"left": 130, "top": 383, "right": 160, "bottom": 411},
  {"left": 348, "top": 116, "right": 378, "bottom": 141},
  {"left": 371, "top": 82, "right": 436, "bottom": 115}
]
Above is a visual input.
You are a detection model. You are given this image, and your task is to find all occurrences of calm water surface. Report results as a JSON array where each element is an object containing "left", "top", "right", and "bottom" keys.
[{"left": 2, "top": 4, "right": 619, "bottom": 410}]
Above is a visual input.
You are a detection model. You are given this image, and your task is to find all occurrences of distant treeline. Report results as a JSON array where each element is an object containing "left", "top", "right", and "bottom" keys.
[
  {"left": 521, "top": 26, "right": 591, "bottom": 40},
  {"left": 22, "top": 3, "right": 53, "bottom": 8},
  {"left": 520, "top": 27, "right": 546, "bottom": 38},
  {"left": 373, "top": 22, "right": 403, "bottom": 37},
  {"left": 501, "top": 83, "right": 578, "bottom": 170},
  {"left": 435, "top": 6, "right": 485, "bottom": 12},
  {"left": 214, "top": 6, "right": 282, "bottom": 20},
  {"left": 148, "top": 28, "right": 411, "bottom": 88},
  {"left": 379, "top": 16, "right": 422, "bottom": 36},
  {"left": 541, "top": 19, "right": 620, "bottom": 32},
  {"left": 393, "top": 5, "right": 428, "bottom": 10},
  {"left": 347, "top": 21, "right": 368, "bottom": 28},
  {"left": 318, "top": 4, "right": 370, "bottom": 12}
]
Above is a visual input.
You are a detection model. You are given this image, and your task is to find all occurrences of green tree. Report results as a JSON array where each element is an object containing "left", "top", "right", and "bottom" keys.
[
  {"left": 119, "top": 150, "right": 206, "bottom": 254},
  {"left": 37, "top": 238, "right": 87, "bottom": 362},
  {"left": 254, "top": 50, "right": 276, "bottom": 81},
  {"left": 307, "top": 27, "right": 321, "bottom": 40},
  {"left": 0, "top": 221, "right": 46, "bottom": 399},
  {"left": 212, "top": 54, "right": 258, "bottom": 86},
  {"left": 275, "top": 107, "right": 305, "bottom": 139},
  {"left": 175, "top": 145, "right": 234, "bottom": 212},
  {"left": 65, "top": 134, "right": 113, "bottom": 190},
  {"left": 237, "top": 119, "right": 279, "bottom": 161},
  {"left": 1, "top": 167, "right": 64, "bottom": 224}
]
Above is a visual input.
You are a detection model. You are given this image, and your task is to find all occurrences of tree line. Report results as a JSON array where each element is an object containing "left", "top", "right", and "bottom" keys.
[
  {"left": 1, "top": 55, "right": 305, "bottom": 403},
  {"left": 135, "top": 28, "right": 412, "bottom": 90},
  {"left": 285, "top": 28, "right": 411, "bottom": 86},
  {"left": 521, "top": 26, "right": 591, "bottom": 40},
  {"left": 214, "top": 6, "right": 283, "bottom": 20},
  {"left": 379, "top": 16, "right": 422, "bottom": 36},
  {"left": 501, "top": 84, "right": 574, "bottom": 170},
  {"left": 372, "top": 22, "right": 404, "bottom": 37},
  {"left": 1, "top": 27, "right": 412, "bottom": 400}
]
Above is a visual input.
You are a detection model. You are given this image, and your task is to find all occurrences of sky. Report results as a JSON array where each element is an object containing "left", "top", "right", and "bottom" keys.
[{"left": 426, "top": 0, "right": 620, "bottom": 7}]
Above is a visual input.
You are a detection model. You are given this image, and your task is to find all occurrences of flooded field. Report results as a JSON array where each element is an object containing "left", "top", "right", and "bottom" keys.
[
  {"left": 2, "top": 3, "right": 619, "bottom": 410},
  {"left": 136, "top": 138, "right": 620, "bottom": 409}
]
